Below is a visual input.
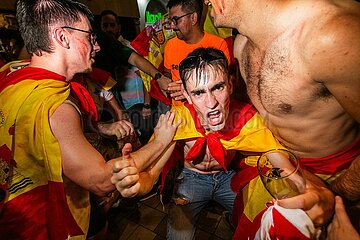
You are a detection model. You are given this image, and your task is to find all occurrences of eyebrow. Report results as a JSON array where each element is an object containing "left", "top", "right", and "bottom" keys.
[
  {"left": 210, "top": 82, "right": 225, "bottom": 92},
  {"left": 190, "top": 81, "right": 226, "bottom": 95}
]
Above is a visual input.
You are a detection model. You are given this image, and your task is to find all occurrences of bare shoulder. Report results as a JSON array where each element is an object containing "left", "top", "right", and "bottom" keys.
[
  {"left": 49, "top": 102, "right": 82, "bottom": 139},
  {"left": 303, "top": 6, "right": 360, "bottom": 83}
]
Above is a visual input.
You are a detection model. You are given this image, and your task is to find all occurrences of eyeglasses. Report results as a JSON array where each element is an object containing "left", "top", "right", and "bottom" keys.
[
  {"left": 169, "top": 12, "right": 194, "bottom": 25},
  {"left": 179, "top": 50, "right": 227, "bottom": 72},
  {"left": 61, "top": 26, "right": 97, "bottom": 45}
]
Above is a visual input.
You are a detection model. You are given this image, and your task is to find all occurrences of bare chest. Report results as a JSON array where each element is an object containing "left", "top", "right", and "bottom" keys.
[{"left": 240, "top": 41, "right": 331, "bottom": 116}]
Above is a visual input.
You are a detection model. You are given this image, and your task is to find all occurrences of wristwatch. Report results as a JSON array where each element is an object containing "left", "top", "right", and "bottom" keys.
[
  {"left": 154, "top": 72, "right": 162, "bottom": 81},
  {"left": 143, "top": 104, "right": 151, "bottom": 109}
]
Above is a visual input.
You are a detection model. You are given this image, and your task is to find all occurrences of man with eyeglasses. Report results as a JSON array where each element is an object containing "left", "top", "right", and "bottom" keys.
[
  {"left": 162, "top": 0, "right": 231, "bottom": 107},
  {"left": 112, "top": 47, "right": 285, "bottom": 239},
  {"left": 0, "top": 0, "right": 179, "bottom": 239}
]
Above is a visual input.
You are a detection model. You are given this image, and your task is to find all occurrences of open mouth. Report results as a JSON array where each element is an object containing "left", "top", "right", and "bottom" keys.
[{"left": 207, "top": 110, "right": 223, "bottom": 126}]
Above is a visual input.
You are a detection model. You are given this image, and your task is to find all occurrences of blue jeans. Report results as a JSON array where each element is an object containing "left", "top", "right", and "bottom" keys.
[{"left": 167, "top": 167, "right": 236, "bottom": 240}]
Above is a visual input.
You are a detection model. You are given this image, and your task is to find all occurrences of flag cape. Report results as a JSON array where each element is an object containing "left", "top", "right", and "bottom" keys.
[
  {"left": 160, "top": 101, "right": 282, "bottom": 191},
  {"left": 0, "top": 62, "right": 96, "bottom": 239}
]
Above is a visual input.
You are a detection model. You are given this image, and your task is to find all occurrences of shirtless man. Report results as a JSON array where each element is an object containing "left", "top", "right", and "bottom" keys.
[{"left": 204, "top": 0, "right": 360, "bottom": 238}]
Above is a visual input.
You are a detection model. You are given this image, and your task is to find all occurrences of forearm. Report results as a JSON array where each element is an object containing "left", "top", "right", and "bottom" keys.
[
  {"left": 130, "top": 139, "right": 173, "bottom": 171},
  {"left": 143, "top": 85, "right": 151, "bottom": 105},
  {"left": 136, "top": 142, "right": 176, "bottom": 195},
  {"left": 331, "top": 156, "right": 360, "bottom": 201},
  {"left": 88, "top": 158, "right": 117, "bottom": 197},
  {"left": 128, "top": 52, "right": 158, "bottom": 78}
]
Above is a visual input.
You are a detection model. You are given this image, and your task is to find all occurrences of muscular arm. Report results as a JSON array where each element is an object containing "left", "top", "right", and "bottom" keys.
[
  {"left": 50, "top": 103, "right": 116, "bottom": 197},
  {"left": 305, "top": 14, "right": 360, "bottom": 201}
]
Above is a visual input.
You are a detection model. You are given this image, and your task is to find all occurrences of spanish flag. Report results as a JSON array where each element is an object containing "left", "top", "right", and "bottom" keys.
[
  {"left": 160, "top": 101, "right": 283, "bottom": 191},
  {"left": 0, "top": 62, "right": 95, "bottom": 239}
]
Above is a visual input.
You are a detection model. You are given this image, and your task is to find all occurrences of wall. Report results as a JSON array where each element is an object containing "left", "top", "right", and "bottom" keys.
[
  {"left": 0, "top": 0, "right": 140, "bottom": 18},
  {"left": 78, "top": 0, "right": 140, "bottom": 18},
  {"left": 0, "top": 0, "right": 16, "bottom": 11}
]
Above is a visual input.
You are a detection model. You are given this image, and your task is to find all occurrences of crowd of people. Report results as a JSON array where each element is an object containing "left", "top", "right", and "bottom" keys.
[{"left": 0, "top": 0, "right": 359, "bottom": 239}]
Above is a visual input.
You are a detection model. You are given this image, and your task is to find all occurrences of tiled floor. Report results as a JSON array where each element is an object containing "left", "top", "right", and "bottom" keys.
[{"left": 105, "top": 193, "right": 234, "bottom": 240}]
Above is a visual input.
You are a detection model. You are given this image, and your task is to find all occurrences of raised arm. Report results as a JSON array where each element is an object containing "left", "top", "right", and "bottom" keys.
[{"left": 128, "top": 52, "right": 172, "bottom": 92}]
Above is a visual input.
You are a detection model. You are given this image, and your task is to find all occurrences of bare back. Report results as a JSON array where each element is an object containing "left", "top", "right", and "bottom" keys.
[{"left": 235, "top": 1, "right": 360, "bottom": 158}]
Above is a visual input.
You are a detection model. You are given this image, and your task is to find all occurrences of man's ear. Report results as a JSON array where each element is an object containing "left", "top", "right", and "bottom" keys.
[
  {"left": 191, "top": 12, "right": 198, "bottom": 26},
  {"left": 52, "top": 27, "right": 70, "bottom": 49}
]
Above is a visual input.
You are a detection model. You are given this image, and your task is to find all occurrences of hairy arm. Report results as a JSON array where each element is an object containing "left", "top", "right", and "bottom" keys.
[{"left": 331, "top": 156, "right": 360, "bottom": 201}]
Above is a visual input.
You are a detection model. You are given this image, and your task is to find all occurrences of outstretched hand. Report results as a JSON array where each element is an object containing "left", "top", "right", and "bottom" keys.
[
  {"left": 277, "top": 171, "right": 335, "bottom": 227},
  {"left": 153, "top": 110, "right": 181, "bottom": 146},
  {"left": 111, "top": 143, "right": 140, "bottom": 198}
]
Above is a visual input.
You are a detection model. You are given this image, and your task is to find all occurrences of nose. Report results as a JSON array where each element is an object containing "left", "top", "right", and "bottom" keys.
[
  {"left": 169, "top": 21, "right": 176, "bottom": 29},
  {"left": 205, "top": 92, "right": 218, "bottom": 109},
  {"left": 93, "top": 41, "right": 100, "bottom": 52}
]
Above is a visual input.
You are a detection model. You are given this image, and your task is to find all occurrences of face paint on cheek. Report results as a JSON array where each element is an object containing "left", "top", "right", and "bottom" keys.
[{"left": 77, "top": 38, "right": 90, "bottom": 61}]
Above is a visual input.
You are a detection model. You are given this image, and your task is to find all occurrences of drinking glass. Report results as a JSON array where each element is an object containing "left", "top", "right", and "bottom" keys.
[{"left": 257, "top": 149, "right": 305, "bottom": 200}]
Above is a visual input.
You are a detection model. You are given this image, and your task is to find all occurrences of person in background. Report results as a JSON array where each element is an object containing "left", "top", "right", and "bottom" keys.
[
  {"left": 99, "top": 9, "right": 166, "bottom": 144},
  {"left": 204, "top": 0, "right": 360, "bottom": 238},
  {"left": 162, "top": 0, "right": 231, "bottom": 106},
  {"left": 0, "top": 0, "right": 179, "bottom": 239}
]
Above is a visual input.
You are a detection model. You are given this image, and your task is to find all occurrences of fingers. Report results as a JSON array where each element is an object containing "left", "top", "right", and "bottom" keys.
[
  {"left": 142, "top": 108, "right": 151, "bottom": 119},
  {"left": 167, "top": 80, "right": 182, "bottom": 91},
  {"left": 170, "top": 90, "right": 186, "bottom": 101},
  {"left": 121, "top": 143, "right": 132, "bottom": 158},
  {"left": 333, "top": 196, "right": 351, "bottom": 225},
  {"left": 277, "top": 183, "right": 335, "bottom": 226},
  {"left": 112, "top": 120, "right": 134, "bottom": 139},
  {"left": 111, "top": 156, "right": 140, "bottom": 197}
]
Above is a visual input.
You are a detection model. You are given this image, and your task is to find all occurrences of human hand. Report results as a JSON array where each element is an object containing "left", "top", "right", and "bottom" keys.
[
  {"left": 157, "top": 75, "right": 172, "bottom": 93},
  {"left": 111, "top": 143, "right": 140, "bottom": 198},
  {"left": 142, "top": 107, "right": 151, "bottom": 119},
  {"left": 153, "top": 110, "right": 181, "bottom": 146},
  {"left": 327, "top": 196, "right": 360, "bottom": 240},
  {"left": 168, "top": 80, "right": 186, "bottom": 101},
  {"left": 277, "top": 171, "right": 335, "bottom": 227},
  {"left": 97, "top": 120, "right": 135, "bottom": 140}
]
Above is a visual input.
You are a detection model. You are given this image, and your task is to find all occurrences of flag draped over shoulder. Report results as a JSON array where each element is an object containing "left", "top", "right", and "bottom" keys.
[
  {"left": 131, "top": 13, "right": 175, "bottom": 105},
  {"left": 160, "top": 101, "right": 283, "bottom": 191},
  {"left": 0, "top": 62, "right": 96, "bottom": 239}
]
